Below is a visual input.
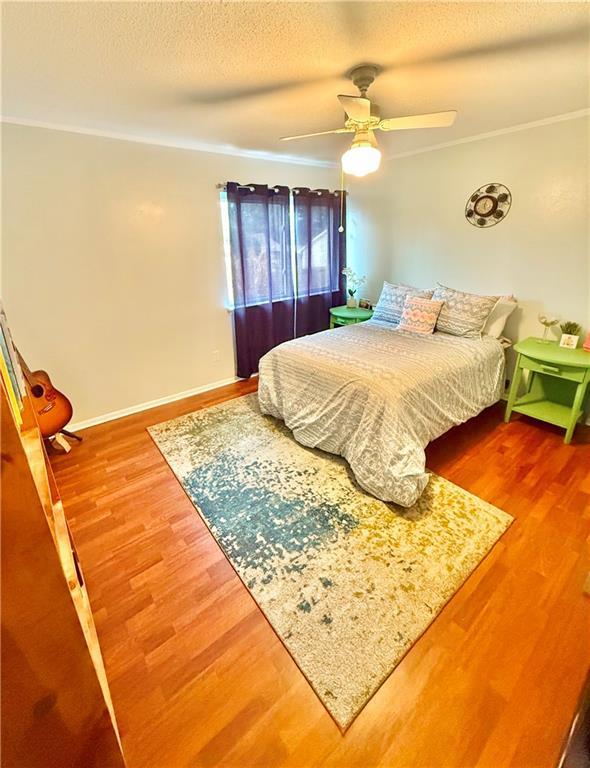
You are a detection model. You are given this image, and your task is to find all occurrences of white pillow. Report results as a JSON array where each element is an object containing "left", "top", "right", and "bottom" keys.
[{"left": 483, "top": 296, "right": 517, "bottom": 338}]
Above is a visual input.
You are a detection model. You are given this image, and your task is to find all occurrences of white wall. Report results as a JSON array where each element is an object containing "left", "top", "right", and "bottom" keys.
[
  {"left": 344, "top": 173, "right": 393, "bottom": 303},
  {"left": 2, "top": 123, "right": 368, "bottom": 425},
  {"left": 4, "top": 116, "right": 587, "bottom": 426},
  {"left": 372, "top": 115, "right": 589, "bottom": 343}
]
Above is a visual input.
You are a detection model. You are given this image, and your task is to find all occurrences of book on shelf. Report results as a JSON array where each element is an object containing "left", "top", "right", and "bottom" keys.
[
  {"left": 0, "top": 307, "right": 26, "bottom": 399},
  {"left": 0, "top": 352, "right": 23, "bottom": 426},
  {"left": 0, "top": 305, "right": 25, "bottom": 426}
]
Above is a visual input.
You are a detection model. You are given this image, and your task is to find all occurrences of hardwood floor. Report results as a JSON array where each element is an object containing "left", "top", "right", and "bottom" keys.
[{"left": 50, "top": 381, "right": 590, "bottom": 768}]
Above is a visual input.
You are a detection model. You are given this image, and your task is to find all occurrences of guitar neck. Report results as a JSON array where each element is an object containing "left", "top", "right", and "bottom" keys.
[{"left": 15, "top": 348, "right": 36, "bottom": 388}]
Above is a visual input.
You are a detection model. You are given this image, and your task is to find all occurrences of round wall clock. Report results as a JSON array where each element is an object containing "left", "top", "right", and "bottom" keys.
[{"left": 465, "top": 183, "right": 511, "bottom": 228}]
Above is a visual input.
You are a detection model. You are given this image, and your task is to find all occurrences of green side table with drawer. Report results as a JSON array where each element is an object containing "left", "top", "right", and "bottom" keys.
[
  {"left": 329, "top": 305, "right": 373, "bottom": 328},
  {"left": 504, "top": 337, "right": 590, "bottom": 443}
]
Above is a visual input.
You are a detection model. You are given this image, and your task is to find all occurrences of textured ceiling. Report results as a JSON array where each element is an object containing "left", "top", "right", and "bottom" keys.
[{"left": 2, "top": 2, "right": 589, "bottom": 162}]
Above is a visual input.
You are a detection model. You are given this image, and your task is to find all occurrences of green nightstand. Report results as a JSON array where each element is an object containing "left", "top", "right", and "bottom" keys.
[
  {"left": 504, "top": 337, "right": 590, "bottom": 443},
  {"left": 329, "top": 305, "right": 373, "bottom": 328}
]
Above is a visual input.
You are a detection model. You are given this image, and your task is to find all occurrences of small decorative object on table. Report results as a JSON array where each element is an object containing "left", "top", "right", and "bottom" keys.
[
  {"left": 537, "top": 313, "right": 560, "bottom": 343},
  {"left": 584, "top": 331, "right": 590, "bottom": 352},
  {"left": 559, "top": 321, "right": 581, "bottom": 349},
  {"left": 358, "top": 298, "right": 373, "bottom": 310},
  {"left": 342, "top": 267, "right": 366, "bottom": 308}
]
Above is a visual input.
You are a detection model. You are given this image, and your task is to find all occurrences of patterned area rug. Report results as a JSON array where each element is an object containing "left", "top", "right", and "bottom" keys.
[{"left": 148, "top": 394, "right": 512, "bottom": 729}]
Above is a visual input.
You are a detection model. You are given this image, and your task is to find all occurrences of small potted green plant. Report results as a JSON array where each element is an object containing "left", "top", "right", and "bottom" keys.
[{"left": 559, "top": 320, "right": 582, "bottom": 349}]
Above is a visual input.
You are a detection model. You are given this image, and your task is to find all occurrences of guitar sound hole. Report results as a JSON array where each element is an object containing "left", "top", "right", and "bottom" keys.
[{"left": 31, "top": 384, "right": 44, "bottom": 398}]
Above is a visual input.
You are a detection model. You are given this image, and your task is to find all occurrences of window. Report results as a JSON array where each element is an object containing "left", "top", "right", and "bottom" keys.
[
  {"left": 220, "top": 187, "right": 293, "bottom": 309},
  {"left": 294, "top": 197, "right": 336, "bottom": 298},
  {"left": 220, "top": 186, "right": 344, "bottom": 309},
  {"left": 220, "top": 182, "right": 346, "bottom": 378}
]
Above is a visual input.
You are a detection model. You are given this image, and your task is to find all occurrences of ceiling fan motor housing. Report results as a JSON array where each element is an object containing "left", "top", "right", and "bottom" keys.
[{"left": 349, "top": 64, "right": 380, "bottom": 96}]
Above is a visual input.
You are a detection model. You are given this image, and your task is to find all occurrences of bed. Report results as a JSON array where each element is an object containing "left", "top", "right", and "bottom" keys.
[{"left": 258, "top": 319, "right": 505, "bottom": 506}]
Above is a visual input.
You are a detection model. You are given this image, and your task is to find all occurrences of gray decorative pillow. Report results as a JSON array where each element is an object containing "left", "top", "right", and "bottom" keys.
[
  {"left": 373, "top": 281, "right": 433, "bottom": 325},
  {"left": 432, "top": 283, "right": 498, "bottom": 338}
]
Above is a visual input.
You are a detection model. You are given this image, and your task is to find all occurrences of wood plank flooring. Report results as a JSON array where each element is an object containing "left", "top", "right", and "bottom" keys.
[{"left": 50, "top": 381, "right": 590, "bottom": 768}]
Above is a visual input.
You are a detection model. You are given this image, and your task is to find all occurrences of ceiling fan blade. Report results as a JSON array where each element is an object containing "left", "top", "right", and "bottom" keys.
[
  {"left": 181, "top": 76, "right": 336, "bottom": 105},
  {"left": 378, "top": 110, "right": 457, "bottom": 131},
  {"left": 280, "top": 127, "right": 354, "bottom": 141},
  {"left": 337, "top": 95, "right": 371, "bottom": 122},
  {"left": 389, "top": 24, "right": 588, "bottom": 71},
  {"left": 374, "top": 24, "right": 588, "bottom": 83}
]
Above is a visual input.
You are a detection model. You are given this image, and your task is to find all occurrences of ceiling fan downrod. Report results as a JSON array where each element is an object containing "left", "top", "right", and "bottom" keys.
[{"left": 349, "top": 64, "right": 380, "bottom": 97}]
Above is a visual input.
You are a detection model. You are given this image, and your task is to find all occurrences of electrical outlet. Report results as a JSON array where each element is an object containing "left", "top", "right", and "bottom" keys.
[{"left": 211, "top": 349, "right": 220, "bottom": 362}]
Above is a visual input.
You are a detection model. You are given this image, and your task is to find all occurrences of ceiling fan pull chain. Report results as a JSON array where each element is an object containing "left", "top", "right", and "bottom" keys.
[{"left": 338, "top": 166, "right": 345, "bottom": 233}]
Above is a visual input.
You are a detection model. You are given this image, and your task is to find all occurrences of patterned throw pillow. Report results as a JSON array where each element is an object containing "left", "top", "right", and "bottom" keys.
[
  {"left": 372, "top": 281, "right": 434, "bottom": 325},
  {"left": 431, "top": 283, "right": 498, "bottom": 338},
  {"left": 398, "top": 296, "right": 444, "bottom": 334}
]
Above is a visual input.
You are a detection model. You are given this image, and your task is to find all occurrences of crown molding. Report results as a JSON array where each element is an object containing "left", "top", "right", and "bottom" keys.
[
  {"left": 387, "top": 108, "right": 590, "bottom": 161},
  {"left": 3, "top": 108, "right": 587, "bottom": 170},
  {"left": 0, "top": 115, "right": 337, "bottom": 168}
]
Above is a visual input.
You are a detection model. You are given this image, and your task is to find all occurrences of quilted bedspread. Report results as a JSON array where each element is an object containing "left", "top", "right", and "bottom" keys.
[{"left": 258, "top": 320, "right": 505, "bottom": 506}]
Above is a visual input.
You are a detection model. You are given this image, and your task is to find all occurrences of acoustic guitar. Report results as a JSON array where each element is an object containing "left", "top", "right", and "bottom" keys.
[{"left": 16, "top": 350, "right": 74, "bottom": 438}]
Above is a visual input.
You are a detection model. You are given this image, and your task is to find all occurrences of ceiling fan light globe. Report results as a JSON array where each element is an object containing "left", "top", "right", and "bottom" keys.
[{"left": 341, "top": 145, "right": 381, "bottom": 177}]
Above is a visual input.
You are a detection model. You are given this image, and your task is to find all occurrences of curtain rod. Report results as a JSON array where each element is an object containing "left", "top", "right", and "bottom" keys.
[
  {"left": 217, "top": 182, "right": 347, "bottom": 231},
  {"left": 216, "top": 183, "right": 344, "bottom": 195}
]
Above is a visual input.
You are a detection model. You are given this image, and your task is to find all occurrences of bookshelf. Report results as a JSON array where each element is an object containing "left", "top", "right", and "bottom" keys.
[{"left": 1, "top": 318, "right": 125, "bottom": 766}]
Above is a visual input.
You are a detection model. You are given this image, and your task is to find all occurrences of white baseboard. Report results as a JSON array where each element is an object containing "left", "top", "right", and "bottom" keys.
[{"left": 69, "top": 376, "right": 240, "bottom": 432}]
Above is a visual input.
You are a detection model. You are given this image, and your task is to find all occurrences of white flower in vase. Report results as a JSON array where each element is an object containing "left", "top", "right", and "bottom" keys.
[{"left": 342, "top": 267, "right": 366, "bottom": 309}]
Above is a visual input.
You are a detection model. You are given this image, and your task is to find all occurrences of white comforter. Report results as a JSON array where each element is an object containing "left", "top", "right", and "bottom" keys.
[{"left": 258, "top": 320, "right": 505, "bottom": 506}]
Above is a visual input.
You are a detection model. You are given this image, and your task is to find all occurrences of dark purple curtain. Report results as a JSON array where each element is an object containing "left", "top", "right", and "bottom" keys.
[
  {"left": 293, "top": 188, "right": 346, "bottom": 337},
  {"left": 227, "top": 182, "right": 294, "bottom": 378}
]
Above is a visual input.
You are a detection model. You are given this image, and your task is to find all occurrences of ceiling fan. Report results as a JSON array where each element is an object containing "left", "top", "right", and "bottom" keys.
[{"left": 280, "top": 64, "right": 457, "bottom": 177}]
